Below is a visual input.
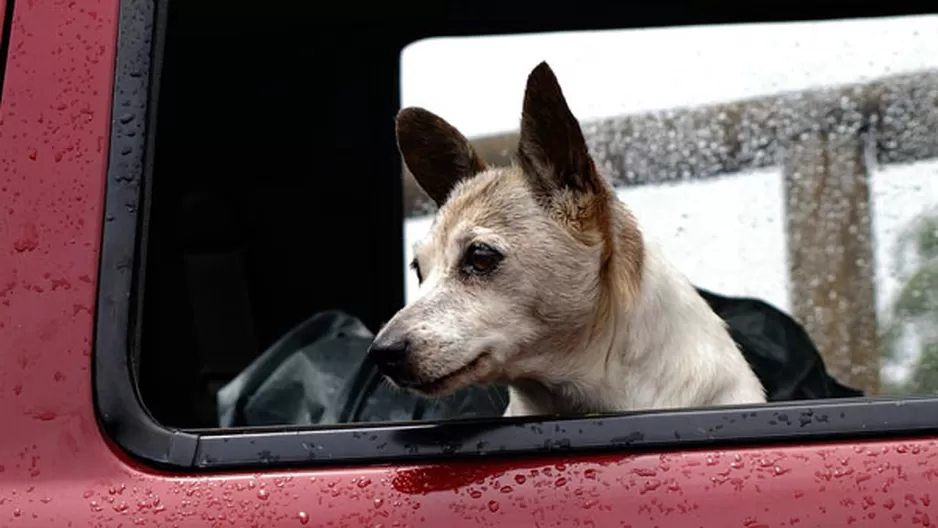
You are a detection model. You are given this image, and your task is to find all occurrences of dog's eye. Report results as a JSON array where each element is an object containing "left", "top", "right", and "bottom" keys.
[
  {"left": 410, "top": 258, "right": 423, "bottom": 283},
  {"left": 462, "top": 243, "right": 502, "bottom": 275}
]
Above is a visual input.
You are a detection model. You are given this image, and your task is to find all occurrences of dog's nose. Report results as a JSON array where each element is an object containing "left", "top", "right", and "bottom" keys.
[{"left": 368, "top": 336, "right": 411, "bottom": 375}]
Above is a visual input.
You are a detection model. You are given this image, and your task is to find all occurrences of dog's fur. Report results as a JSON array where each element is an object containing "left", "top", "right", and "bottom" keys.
[{"left": 369, "top": 61, "right": 766, "bottom": 417}]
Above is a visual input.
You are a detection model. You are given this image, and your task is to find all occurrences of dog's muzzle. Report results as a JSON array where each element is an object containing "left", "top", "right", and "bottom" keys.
[{"left": 368, "top": 335, "right": 417, "bottom": 384}]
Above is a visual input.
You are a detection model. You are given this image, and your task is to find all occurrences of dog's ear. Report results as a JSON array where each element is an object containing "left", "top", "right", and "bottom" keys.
[
  {"left": 517, "top": 62, "right": 603, "bottom": 198},
  {"left": 396, "top": 107, "right": 487, "bottom": 207}
]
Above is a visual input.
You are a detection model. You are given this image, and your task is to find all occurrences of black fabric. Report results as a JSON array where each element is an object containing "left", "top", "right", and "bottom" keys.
[
  {"left": 696, "top": 288, "right": 863, "bottom": 401},
  {"left": 217, "top": 288, "right": 863, "bottom": 427},
  {"left": 217, "top": 310, "right": 506, "bottom": 427}
]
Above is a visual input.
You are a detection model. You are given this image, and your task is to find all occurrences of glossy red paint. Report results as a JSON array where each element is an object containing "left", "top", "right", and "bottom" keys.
[{"left": 2, "top": 1, "right": 938, "bottom": 526}]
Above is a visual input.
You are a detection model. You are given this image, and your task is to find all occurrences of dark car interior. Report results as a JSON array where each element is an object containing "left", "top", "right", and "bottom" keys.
[
  {"left": 137, "top": 3, "right": 410, "bottom": 428},
  {"left": 136, "top": 2, "right": 927, "bottom": 429}
]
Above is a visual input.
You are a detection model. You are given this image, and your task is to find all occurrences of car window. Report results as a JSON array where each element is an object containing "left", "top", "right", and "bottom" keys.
[{"left": 96, "top": 3, "right": 938, "bottom": 471}]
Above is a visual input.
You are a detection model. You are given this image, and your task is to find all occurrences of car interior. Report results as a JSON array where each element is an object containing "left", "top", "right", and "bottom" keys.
[{"left": 137, "top": 2, "right": 406, "bottom": 428}]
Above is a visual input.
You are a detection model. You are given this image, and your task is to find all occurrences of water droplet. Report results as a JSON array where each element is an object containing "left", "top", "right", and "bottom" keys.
[
  {"left": 257, "top": 489, "right": 269, "bottom": 500},
  {"left": 500, "top": 486, "right": 512, "bottom": 494},
  {"left": 487, "top": 500, "right": 499, "bottom": 512},
  {"left": 373, "top": 497, "right": 384, "bottom": 508},
  {"left": 554, "top": 477, "right": 567, "bottom": 487},
  {"left": 514, "top": 474, "right": 526, "bottom": 484},
  {"left": 357, "top": 478, "right": 372, "bottom": 489},
  {"left": 298, "top": 511, "right": 309, "bottom": 524},
  {"left": 469, "top": 490, "right": 482, "bottom": 499}
]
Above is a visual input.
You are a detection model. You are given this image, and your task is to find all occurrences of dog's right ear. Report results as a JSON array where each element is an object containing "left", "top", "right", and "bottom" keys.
[
  {"left": 396, "top": 107, "right": 488, "bottom": 207},
  {"left": 517, "top": 61, "right": 603, "bottom": 198}
]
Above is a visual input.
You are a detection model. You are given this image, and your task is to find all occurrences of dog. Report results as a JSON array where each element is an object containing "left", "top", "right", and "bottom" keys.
[{"left": 368, "top": 61, "right": 766, "bottom": 418}]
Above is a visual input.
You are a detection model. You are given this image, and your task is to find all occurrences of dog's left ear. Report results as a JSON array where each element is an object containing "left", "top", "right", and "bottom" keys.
[
  {"left": 396, "top": 107, "right": 488, "bottom": 207},
  {"left": 517, "top": 62, "right": 604, "bottom": 198}
]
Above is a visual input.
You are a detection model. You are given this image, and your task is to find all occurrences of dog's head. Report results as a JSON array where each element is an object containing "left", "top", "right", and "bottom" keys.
[{"left": 369, "top": 61, "right": 644, "bottom": 397}]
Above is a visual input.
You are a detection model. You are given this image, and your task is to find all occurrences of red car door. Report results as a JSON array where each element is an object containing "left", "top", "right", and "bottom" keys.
[{"left": 2, "top": 1, "right": 938, "bottom": 526}]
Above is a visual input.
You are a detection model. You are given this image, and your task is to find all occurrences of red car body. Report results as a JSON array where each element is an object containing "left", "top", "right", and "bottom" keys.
[{"left": 2, "top": 1, "right": 938, "bottom": 526}]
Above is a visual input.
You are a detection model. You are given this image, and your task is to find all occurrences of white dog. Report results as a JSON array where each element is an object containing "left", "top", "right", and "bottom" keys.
[{"left": 369, "top": 61, "right": 766, "bottom": 418}]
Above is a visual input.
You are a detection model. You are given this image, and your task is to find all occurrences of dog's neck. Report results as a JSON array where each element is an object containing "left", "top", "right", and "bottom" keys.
[{"left": 506, "top": 227, "right": 762, "bottom": 417}]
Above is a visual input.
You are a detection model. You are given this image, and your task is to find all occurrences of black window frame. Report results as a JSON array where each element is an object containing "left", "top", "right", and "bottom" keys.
[
  {"left": 0, "top": 0, "right": 16, "bottom": 103},
  {"left": 95, "top": 0, "right": 938, "bottom": 472}
]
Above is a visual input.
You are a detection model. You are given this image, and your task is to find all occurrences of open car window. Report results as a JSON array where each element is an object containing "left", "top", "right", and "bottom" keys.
[{"left": 95, "top": 1, "right": 938, "bottom": 471}]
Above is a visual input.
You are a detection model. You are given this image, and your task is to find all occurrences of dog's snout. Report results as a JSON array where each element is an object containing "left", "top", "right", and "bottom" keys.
[{"left": 368, "top": 334, "right": 413, "bottom": 380}]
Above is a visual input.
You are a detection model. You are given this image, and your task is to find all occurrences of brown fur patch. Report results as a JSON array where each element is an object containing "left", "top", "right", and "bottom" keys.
[{"left": 514, "top": 62, "right": 644, "bottom": 309}]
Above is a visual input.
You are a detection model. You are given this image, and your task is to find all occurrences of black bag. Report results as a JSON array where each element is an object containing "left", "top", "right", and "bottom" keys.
[{"left": 217, "top": 289, "right": 863, "bottom": 428}]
